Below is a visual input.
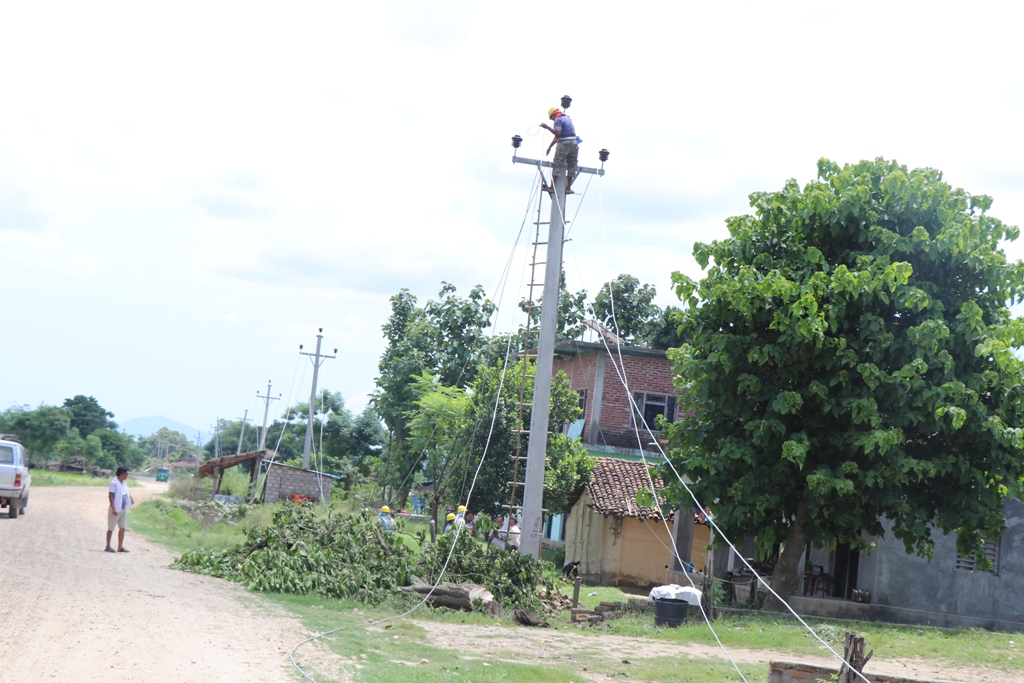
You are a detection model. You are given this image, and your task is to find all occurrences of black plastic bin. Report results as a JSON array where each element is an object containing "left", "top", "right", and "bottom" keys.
[{"left": 653, "top": 598, "right": 689, "bottom": 627}]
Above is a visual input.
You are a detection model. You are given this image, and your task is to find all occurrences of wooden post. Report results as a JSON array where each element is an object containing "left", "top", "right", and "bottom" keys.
[
  {"left": 210, "top": 468, "right": 224, "bottom": 500},
  {"left": 572, "top": 575, "right": 582, "bottom": 609},
  {"left": 840, "top": 631, "right": 873, "bottom": 683}
]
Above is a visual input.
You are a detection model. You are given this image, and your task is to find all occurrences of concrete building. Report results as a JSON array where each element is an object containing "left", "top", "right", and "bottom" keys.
[{"left": 789, "top": 497, "right": 1024, "bottom": 631}]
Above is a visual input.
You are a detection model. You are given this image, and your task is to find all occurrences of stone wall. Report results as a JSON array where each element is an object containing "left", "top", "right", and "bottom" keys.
[
  {"left": 768, "top": 660, "right": 950, "bottom": 683},
  {"left": 264, "top": 463, "right": 333, "bottom": 504}
]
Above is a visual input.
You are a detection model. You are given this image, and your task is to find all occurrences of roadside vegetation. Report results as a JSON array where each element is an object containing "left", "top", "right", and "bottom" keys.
[
  {"left": 31, "top": 470, "right": 141, "bottom": 487},
  {"left": 130, "top": 487, "right": 1024, "bottom": 683}
]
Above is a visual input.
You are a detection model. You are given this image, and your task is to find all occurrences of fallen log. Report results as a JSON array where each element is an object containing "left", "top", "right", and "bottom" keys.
[{"left": 400, "top": 582, "right": 497, "bottom": 613}]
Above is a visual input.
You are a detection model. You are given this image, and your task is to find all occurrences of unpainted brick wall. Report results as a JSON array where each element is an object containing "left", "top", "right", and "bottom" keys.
[
  {"left": 768, "top": 660, "right": 944, "bottom": 683},
  {"left": 264, "top": 465, "right": 333, "bottom": 504}
]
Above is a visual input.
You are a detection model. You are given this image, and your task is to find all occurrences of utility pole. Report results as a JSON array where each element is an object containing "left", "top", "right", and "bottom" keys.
[
  {"left": 510, "top": 100, "right": 608, "bottom": 559},
  {"left": 212, "top": 420, "right": 222, "bottom": 459},
  {"left": 299, "top": 328, "right": 336, "bottom": 470},
  {"left": 194, "top": 431, "right": 203, "bottom": 463},
  {"left": 236, "top": 410, "right": 250, "bottom": 455},
  {"left": 256, "top": 381, "right": 281, "bottom": 450}
]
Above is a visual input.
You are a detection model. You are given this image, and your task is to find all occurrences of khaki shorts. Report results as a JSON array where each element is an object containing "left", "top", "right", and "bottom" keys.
[{"left": 108, "top": 507, "right": 127, "bottom": 531}]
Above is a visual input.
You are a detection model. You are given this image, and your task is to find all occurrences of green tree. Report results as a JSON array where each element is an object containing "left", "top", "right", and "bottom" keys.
[
  {"left": 138, "top": 427, "right": 194, "bottom": 461},
  {"left": 4, "top": 405, "right": 72, "bottom": 465},
  {"left": 591, "top": 274, "right": 661, "bottom": 344},
  {"left": 665, "top": 158, "right": 1024, "bottom": 610},
  {"left": 63, "top": 395, "right": 116, "bottom": 436},
  {"left": 372, "top": 283, "right": 495, "bottom": 506},
  {"left": 94, "top": 429, "right": 145, "bottom": 469},
  {"left": 406, "top": 373, "right": 473, "bottom": 521}
]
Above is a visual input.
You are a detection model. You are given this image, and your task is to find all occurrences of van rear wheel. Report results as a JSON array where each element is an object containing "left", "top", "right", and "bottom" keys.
[{"left": 9, "top": 504, "right": 18, "bottom": 519}]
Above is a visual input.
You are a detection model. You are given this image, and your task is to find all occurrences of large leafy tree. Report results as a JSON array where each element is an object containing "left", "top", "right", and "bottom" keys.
[
  {"left": 665, "top": 158, "right": 1024, "bottom": 610},
  {"left": 63, "top": 395, "right": 116, "bottom": 436},
  {"left": 372, "top": 283, "right": 495, "bottom": 506},
  {"left": 138, "top": 427, "right": 194, "bottom": 461}
]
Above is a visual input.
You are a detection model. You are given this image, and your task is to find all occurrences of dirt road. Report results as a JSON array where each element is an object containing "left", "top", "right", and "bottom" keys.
[{"left": 0, "top": 482, "right": 305, "bottom": 683}]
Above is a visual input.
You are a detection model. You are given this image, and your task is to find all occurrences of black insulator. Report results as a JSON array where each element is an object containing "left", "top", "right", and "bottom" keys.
[
  {"left": 599, "top": 148, "right": 610, "bottom": 162},
  {"left": 560, "top": 95, "right": 572, "bottom": 109},
  {"left": 511, "top": 134, "right": 523, "bottom": 149}
]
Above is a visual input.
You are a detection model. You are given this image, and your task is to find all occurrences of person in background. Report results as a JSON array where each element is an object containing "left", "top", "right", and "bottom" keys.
[
  {"left": 463, "top": 511, "right": 476, "bottom": 537},
  {"left": 444, "top": 512, "right": 456, "bottom": 533},
  {"left": 379, "top": 505, "right": 395, "bottom": 530},
  {"left": 488, "top": 514, "right": 507, "bottom": 550},
  {"left": 507, "top": 515, "right": 522, "bottom": 552},
  {"left": 105, "top": 466, "right": 134, "bottom": 553}
]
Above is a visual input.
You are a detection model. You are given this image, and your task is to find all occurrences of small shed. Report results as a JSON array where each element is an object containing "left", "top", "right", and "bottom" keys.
[
  {"left": 262, "top": 461, "right": 337, "bottom": 504},
  {"left": 564, "top": 457, "right": 709, "bottom": 586}
]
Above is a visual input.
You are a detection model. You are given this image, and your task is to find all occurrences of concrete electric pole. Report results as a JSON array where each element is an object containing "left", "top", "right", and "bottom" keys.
[
  {"left": 299, "top": 329, "right": 336, "bottom": 470},
  {"left": 510, "top": 101, "right": 608, "bottom": 559},
  {"left": 235, "top": 410, "right": 250, "bottom": 455},
  {"left": 256, "top": 381, "right": 281, "bottom": 450}
]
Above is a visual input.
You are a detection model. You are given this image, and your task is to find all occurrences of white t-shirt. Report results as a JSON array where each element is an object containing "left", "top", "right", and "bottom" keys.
[
  {"left": 108, "top": 477, "right": 133, "bottom": 513},
  {"left": 508, "top": 523, "right": 521, "bottom": 549}
]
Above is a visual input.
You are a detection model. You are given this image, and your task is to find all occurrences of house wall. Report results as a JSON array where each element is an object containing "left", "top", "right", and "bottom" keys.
[
  {"left": 552, "top": 349, "right": 675, "bottom": 450},
  {"left": 264, "top": 465, "right": 334, "bottom": 504},
  {"left": 565, "top": 491, "right": 617, "bottom": 581},
  {"left": 617, "top": 517, "right": 673, "bottom": 585},
  {"left": 858, "top": 498, "right": 1024, "bottom": 628},
  {"left": 565, "top": 492, "right": 699, "bottom": 586}
]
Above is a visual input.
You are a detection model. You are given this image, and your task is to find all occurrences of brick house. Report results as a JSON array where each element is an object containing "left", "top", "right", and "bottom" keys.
[{"left": 552, "top": 340, "right": 678, "bottom": 454}]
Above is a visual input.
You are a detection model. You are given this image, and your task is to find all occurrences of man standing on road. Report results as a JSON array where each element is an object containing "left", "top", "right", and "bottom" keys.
[
  {"left": 105, "top": 466, "right": 134, "bottom": 553},
  {"left": 540, "top": 106, "right": 579, "bottom": 196}
]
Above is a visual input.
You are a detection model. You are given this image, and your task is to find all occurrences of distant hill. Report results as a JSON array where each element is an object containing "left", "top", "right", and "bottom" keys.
[{"left": 120, "top": 416, "right": 201, "bottom": 440}]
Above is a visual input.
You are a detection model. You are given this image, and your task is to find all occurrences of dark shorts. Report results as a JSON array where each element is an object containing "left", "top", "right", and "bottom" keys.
[{"left": 552, "top": 139, "right": 578, "bottom": 177}]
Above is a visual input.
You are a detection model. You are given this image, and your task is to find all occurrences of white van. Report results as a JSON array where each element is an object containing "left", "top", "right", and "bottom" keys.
[{"left": 0, "top": 437, "right": 31, "bottom": 518}]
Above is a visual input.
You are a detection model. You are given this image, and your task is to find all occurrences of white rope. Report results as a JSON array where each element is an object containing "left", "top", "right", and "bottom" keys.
[
  {"left": 288, "top": 179, "right": 537, "bottom": 683},
  {"left": 590, "top": 175, "right": 872, "bottom": 683}
]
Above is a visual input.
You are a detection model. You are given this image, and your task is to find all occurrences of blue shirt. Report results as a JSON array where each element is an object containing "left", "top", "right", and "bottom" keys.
[{"left": 553, "top": 114, "right": 576, "bottom": 140}]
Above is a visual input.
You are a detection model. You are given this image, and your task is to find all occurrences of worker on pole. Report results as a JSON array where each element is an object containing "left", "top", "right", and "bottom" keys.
[{"left": 540, "top": 106, "right": 579, "bottom": 195}]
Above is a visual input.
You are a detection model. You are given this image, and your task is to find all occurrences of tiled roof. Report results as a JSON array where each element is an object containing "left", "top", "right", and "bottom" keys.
[{"left": 585, "top": 457, "right": 673, "bottom": 521}]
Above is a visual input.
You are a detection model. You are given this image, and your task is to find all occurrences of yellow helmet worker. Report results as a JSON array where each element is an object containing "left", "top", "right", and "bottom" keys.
[
  {"left": 380, "top": 505, "right": 390, "bottom": 513},
  {"left": 457, "top": 505, "right": 467, "bottom": 513},
  {"left": 446, "top": 513, "right": 456, "bottom": 521}
]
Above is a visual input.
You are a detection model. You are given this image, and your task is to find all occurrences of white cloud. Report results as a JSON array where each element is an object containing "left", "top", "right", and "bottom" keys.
[{"left": 2, "top": 1, "right": 1023, "bottom": 430}]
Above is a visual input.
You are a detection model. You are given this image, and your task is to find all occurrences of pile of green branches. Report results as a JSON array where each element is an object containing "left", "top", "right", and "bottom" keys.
[
  {"left": 174, "top": 503, "right": 549, "bottom": 609},
  {"left": 175, "top": 504, "right": 412, "bottom": 604}
]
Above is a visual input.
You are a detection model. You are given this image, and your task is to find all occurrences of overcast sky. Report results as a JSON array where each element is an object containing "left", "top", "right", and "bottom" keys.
[{"left": 3, "top": 1, "right": 1024, "bottom": 435}]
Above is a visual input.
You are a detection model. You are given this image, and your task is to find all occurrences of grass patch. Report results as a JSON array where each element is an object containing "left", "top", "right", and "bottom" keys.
[
  {"left": 31, "top": 471, "right": 141, "bottom": 487},
  {"left": 130, "top": 497, "right": 274, "bottom": 555},
  {"left": 130, "top": 496, "right": 1024, "bottom": 680}
]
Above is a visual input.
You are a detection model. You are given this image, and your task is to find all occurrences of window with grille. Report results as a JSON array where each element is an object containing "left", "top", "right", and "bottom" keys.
[
  {"left": 577, "top": 388, "right": 587, "bottom": 415},
  {"left": 633, "top": 391, "right": 677, "bottom": 431},
  {"left": 956, "top": 535, "right": 1000, "bottom": 574}
]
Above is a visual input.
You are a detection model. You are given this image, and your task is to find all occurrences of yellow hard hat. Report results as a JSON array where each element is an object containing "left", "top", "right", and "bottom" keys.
[
  {"left": 548, "top": 107, "right": 559, "bottom": 117},
  {"left": 380, "top": 505, "right": 390, "bottom": 513},
  {"left": 446, "top": 513, "right": 456, "bottom": 521},
  {"left": 457, "top": 505, "right": 467, "bottom": 513}
]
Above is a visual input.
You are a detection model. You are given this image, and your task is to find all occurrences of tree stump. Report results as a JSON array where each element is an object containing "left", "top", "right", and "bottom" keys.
[{"left": 840, "top": 631, "right": 873, "bottom": 683}]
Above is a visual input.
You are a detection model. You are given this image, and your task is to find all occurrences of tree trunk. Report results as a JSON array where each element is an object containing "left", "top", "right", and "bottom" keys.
[{"left": 764, "top": 492, "right": 810, "bottom": 612}]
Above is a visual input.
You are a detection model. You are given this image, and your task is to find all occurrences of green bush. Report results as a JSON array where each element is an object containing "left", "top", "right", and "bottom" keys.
[{"left": 218, "top": 467, "right": 251, "bottom": 497}]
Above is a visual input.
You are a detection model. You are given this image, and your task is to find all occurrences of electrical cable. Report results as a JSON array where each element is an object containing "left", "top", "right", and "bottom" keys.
[
  {"left": 288, "top": 269, "right": 525, "bottom": 683},
  {"left": 589, "top": 174, "right": 872, "bottom": 683}
]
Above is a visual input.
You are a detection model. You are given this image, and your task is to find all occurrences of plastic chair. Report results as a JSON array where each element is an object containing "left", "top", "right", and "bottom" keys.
[{"left": 411, "top": 495, "right": 426, "bottom": 514}]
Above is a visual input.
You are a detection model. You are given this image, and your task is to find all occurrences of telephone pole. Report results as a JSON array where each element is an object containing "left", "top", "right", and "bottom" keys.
[
  {"left": 212, "top": 420, "right": 222, "bottom": 459},
  {"left": 236, "top": 410, "right": 250, "bottom": 455},
  {"left": 256, "top": 381, "right": 281, "bottom": 450},
  {"left": 299, "top": 329, "right": 336, "bottom": 470},
  {"left": 194, "top": 431, "right": 203, "bottom": 463},
  {"left": 510, "top": 102, "right": 608, "bottom": 558}
]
